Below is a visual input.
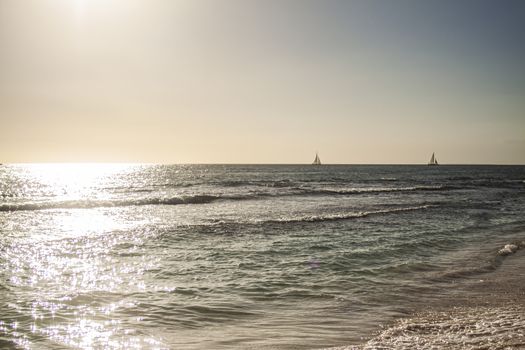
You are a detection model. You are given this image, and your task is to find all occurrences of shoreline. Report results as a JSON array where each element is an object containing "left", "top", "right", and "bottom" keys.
[{"left": 333, "top": 243, "right": 525, "bottom": 350}]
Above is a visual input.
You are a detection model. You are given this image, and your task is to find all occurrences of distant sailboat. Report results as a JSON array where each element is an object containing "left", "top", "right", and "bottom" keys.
[
  {"left": 312, "top": 152, "right": 321, "bottom": 165},
  {"left": 428, "top": 152, "right": 439, "bottom": 166}
]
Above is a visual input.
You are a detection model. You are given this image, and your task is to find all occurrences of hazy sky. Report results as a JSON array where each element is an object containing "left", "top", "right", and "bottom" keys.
[{"left": 1, "top": 0, "right": 524, "bottom": 164}]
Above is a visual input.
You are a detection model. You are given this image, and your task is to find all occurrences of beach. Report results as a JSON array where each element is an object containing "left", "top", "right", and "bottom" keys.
[{"left": 2, "top": 0, "right": 525, "bottom": 347}]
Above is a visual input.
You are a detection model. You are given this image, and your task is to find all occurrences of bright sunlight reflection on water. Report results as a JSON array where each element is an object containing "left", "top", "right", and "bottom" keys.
[
  {"left": 19, "top": 163, "right": 135, "bottom": 199},
  {"left": 2, "top": 164, "right": 166, "bottom": 348}
]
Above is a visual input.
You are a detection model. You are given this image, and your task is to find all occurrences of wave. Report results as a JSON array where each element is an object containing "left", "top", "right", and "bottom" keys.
[
  {"left": 360, "top": 303, "right": 525, "bottom": 350},
  {"left": 217, "top": 179, "right": 296, "bottom": 188},
  {"left": 214, "top": 184, "right": 450, "bottom": 195},
  {"left": 497, "top": 241, "right": 524, "bottom": 256},
  {"left": 0, "top": 184, "right": 449, "bottom": 213},
  {"left": 380, "top": 177, "right": 398, "bottom": 181},
  {"left": 0, "top": 195, "right": 241, "bottom": 212},
  {"left": 312, "top": 185, "right": 450, "bottom": 195},
  {"left": 447, "top": 178, "right": 525, "bottom": 190},
  {"left": 436, "top": 240, "right": 525, "bottom": 280},
  {"left": 265, "top": 205, "right": 433, "bottom": 224}
]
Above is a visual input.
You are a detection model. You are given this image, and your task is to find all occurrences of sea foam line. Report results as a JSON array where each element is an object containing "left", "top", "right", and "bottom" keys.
[
  {"left": 266, "top": 205, "right": 434, "bottom": 224},
  {"left": 354, "top": 303, "right": 525, "bottom": 350},
  {"left": 313, "top": 185, "right": 449, "bottom": 195}
]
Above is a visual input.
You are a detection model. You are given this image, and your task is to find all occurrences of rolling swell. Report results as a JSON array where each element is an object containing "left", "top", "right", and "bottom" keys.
[
  {"left": 0, "top": 184, "right": 449, "bottom": 212},
  {"left": 153, "top": 205, "right": 435, "bottom": 237},
  {"left": 0, "top": 195, "right": 231, "bottom": 212}
]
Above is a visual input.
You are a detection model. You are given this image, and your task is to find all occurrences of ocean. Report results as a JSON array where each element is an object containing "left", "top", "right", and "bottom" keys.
[{"left": 1, "top": 164, "right": 524, "bottom": 349}]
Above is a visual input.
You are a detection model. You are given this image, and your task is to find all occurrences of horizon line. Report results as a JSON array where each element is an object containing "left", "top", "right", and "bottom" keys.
[{"left": 1, "top": 162, "right": 524, "bottom": 166}]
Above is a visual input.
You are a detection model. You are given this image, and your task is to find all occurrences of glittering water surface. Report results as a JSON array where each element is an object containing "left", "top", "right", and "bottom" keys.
[{"left": 1, "top": 164, "right": 524, "bottom": 349}]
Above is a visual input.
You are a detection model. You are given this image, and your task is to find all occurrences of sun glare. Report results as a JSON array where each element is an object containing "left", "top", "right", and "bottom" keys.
[
  {"left": 20, "top": 163, "right": 135, "bottom": 200},
  {"left": 74, "top": 0, "right": 86, "bottom": 16},
  {"left": 69, "top": 0, "right": 141, "bottom": 18}
]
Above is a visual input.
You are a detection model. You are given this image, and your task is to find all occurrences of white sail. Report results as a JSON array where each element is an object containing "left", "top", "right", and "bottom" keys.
[
  {"left": 428, "top": 152, "right": 438, "bottom": 166},
  {"left": 312, "top": 153, "right": 321, "bottom": 165}
]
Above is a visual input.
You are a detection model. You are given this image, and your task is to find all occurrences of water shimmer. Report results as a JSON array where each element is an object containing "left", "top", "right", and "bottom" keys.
[{"left": 0, "top": 164, "right": 524, "bottom": 349}]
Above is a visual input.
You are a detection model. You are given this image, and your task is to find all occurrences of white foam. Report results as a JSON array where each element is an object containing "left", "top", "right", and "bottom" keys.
[
  {"left": 335, "top": 304, "right": 525, "bottom": 350},
  {"left": 498, "top": 243, "right": 519, "bottom": 256}
]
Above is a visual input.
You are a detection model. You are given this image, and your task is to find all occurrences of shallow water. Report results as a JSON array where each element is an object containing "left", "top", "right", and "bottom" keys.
[
  {"left": 1, "top": 164, "right": 524, "bottom": 349},
  {"left": 343, "top": 246, "right": 525, "bottom": 350}
]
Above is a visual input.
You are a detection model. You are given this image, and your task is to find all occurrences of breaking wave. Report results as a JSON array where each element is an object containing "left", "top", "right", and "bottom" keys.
[
  {"left": 265, "top": 205, "right": 433, "bottom": 224},
  {"left": 358, "top": 303, "right": 525, "bottom": 350},
  {"left": 435, "top": 240, "right": 525, "bottom": 280},
  {"left": 313, "top": 185, "right": 450, "bottom": 195},
  {"left": 0, "top": 195, "right": 235, "bottom": 212}
]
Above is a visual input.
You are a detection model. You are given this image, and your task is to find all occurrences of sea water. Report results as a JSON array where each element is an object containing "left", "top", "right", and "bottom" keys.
[{"left": 0, "top": 164, "right": 524, "bottom": 349}]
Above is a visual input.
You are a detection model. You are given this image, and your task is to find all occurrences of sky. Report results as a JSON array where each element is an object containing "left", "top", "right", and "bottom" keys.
[{"left": 1, "top": 0, "right": 524, "bottom": 164}]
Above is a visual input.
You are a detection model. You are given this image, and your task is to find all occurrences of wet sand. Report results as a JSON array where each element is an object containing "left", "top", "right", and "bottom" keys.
[{"left": 335, "top": 244, "right": 525, "bottom": 350}]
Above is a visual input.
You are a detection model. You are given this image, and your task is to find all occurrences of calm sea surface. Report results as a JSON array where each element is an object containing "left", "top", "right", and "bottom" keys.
[{"left": 1, "top": 164, "right": 524, "bottom": 349}]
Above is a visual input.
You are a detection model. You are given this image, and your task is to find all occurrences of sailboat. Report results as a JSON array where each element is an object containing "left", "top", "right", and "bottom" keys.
[
  {"left": 312, "top": 152, "right": 321, "bottom": 165},
  {"left": 428, "top": 152, "right": 439, "bottom": 166}
]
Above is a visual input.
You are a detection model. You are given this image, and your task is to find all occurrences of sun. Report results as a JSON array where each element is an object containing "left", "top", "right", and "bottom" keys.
[{"left": 74, "top": 0, "right": 87, "bottom": 17}]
